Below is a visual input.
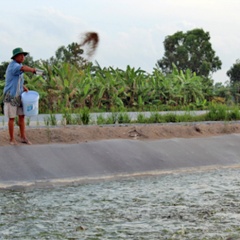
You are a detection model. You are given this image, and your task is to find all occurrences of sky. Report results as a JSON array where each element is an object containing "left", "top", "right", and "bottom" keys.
[{"left": 1, "top": 0, "right": 240, "bottom": 84}]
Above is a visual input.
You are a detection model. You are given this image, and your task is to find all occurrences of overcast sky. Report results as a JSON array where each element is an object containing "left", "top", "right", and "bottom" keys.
[{"left": 1, "top": 0, "right": 240, "bottom": 84}]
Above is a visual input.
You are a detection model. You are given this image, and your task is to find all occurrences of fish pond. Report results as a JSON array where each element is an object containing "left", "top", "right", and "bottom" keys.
[{"left": 1, "top": 167, "right": 240, "bottom": 239}]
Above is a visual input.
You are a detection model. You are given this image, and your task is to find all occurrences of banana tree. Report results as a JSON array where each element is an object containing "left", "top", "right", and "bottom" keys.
[
  {"left": 172, "top": 65, "right": 204, "bottom": 105},
  {"left": 93, "top": 66, "right": 125, "bottom": 110},
  {"left": 53, "top": 62, "right": 83, "bottom": 109},
  {"left": 118, "top": 65, "right": 148, "bottom": 107}
]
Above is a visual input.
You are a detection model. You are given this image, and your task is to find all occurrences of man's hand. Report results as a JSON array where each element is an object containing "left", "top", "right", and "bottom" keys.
[{"left": 23, "top": 85, "right": 29, "bottom": 92}]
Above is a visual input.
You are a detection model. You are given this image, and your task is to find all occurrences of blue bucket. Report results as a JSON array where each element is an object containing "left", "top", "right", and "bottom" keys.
[{"left": 21, "top": 91, "right": 39, "bottom": 116}]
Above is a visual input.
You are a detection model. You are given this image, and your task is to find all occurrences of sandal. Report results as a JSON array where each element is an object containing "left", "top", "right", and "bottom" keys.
[{"left": 21, "top": 138, "right": 32, "bottom": 145}]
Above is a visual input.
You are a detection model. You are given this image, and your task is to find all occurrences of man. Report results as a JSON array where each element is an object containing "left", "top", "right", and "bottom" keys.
[{"left": 3, "top": 47, "right": 36, "bottom": 145}]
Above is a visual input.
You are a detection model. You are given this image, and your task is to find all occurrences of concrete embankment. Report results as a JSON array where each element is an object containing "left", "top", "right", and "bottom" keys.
[{"left": 1, "top": 134, "right": 240, "bottom": 189}]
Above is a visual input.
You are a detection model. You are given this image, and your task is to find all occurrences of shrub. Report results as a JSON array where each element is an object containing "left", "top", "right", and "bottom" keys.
[
  {"left": 148, "top": 112, "right": 165, "bottom": 123},
  {"left": 164, "top": 113, "right": 177, "bottom": 123},
  {"left": 227, "top": 107, "right": 240, "bottom": 120},
  {"left": 62, "top": 110, "right": 73, "bottom": 125},
  {"left": 206, "top": 104, "right": 227, "bottom": 121},
  {"left": 136, "top": 113, "right": 147, "bottom": 123},
  {"left": 80, "top": 107, "right": 90, "bottom": 125},
  {"left": 118, "top": 112, "right": 131, "bottom": 124},
  {"left": 97, "top": 114, "right": 106, "bottom": 125}
]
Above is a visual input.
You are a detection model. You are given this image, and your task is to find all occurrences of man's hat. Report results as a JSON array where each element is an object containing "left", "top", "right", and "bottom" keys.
[{"left": 11, "top": 47, "right": 29, "bottom": 59}]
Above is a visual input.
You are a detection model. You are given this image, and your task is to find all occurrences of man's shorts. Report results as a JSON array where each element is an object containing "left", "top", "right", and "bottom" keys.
[{"left": 4, "top": 102, "right": 24, "bottom": 118}]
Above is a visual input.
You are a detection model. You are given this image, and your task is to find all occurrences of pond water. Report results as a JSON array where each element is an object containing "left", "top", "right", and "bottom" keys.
[{"left": 1, "top": 167, "right": 240, "bottom": 239}]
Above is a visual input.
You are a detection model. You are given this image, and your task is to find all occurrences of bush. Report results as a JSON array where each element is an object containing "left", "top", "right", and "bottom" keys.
[
  {"left": 97, "top": 114, "right": 106, "bottom": 125},
  {"left": 164, "top": 113, "right": 177, "bottom": 123},
  {"left": 148, "top": 113, "right": 165, "bottom": 123},
  {"left": 206, "top": 104, "right": 228, "bottom": 121},
  {"left": 136, "top": 113, "right": 147, "bottom": 123},
  {"left": 118, "top": 112, "right": 131, "bottom": 124},
  {"left": 80, "top": 107, "right": 90, "bottom": 125},
  {"left": 227, "top": 107, "right": 240, "bottom": 120}
]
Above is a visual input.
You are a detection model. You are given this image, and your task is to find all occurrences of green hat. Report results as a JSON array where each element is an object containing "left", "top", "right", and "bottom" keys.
[{"left": 11, "top": 47, "right": 29, "bottom": 59}]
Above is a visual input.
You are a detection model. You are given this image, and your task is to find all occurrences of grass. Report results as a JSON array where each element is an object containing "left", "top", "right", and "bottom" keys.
[
  {"left": 44, "top": 114, "right": 57, "bottom": 126},
  {"left": 25, "top": 103, "right": 240, "bottom": 126},
  {"left": 93, "top": 104, "right": 240, "bottom": 125}
]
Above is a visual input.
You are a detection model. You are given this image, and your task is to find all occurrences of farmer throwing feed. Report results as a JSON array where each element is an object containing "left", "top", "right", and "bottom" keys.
[{"left": 3, "top": 47, "right": 36, "bottom": 145}]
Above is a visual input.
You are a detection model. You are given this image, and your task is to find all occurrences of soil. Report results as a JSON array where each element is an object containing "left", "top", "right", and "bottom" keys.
[{"left": 1, "top": 122, "right": 240, "bottom": 146}]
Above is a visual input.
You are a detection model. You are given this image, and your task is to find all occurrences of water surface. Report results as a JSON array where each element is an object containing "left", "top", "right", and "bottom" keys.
[{"left": 1, "top": 168, "right": 240, "bottom": 239}]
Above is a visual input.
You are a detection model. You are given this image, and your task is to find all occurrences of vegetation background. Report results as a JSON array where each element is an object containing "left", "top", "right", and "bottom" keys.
[{"left": 1, "top": 28, "right": 240, "bottom": 124}]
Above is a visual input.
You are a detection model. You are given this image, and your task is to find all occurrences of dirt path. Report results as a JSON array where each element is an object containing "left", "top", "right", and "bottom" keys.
[{"left": 1, "top": 122, "right": 240, "bottom": 146}]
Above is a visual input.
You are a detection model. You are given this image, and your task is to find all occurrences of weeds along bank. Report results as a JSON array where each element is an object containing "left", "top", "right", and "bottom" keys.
[
  {"left": 0, "top": 106, "right": 239, "bottom": 127},
  {"left": 33, "top": 105, "right": 240, "bottom": 126}
]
